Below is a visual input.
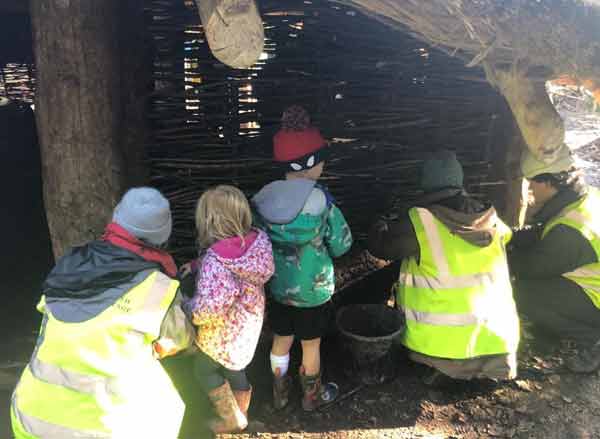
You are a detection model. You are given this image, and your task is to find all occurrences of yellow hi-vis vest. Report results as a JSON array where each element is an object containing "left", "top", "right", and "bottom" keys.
[
  {"left": 11, "top": 270, "right": 184, "bottom": 439},
  {"left": 542, "top": 188, "right": 600, "bottom": 308},
  {"left": 397, "top": 207, "right": 520, "bottom": 360}
]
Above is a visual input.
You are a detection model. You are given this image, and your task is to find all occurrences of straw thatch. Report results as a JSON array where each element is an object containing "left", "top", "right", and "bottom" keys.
[{"left": 336, "top": 0, "right": 600, "bottom": 79}]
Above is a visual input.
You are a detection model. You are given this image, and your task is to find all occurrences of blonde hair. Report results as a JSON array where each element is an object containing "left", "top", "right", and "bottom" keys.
[{"left": 195, "top": 185, "right": 252, "bottom": 249}]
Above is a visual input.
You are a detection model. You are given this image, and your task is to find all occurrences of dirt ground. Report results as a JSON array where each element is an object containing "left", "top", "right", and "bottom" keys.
[
  {"left": 4, "top": 316, "right": 600, "bottom": 439},
  {"left": 160, "top": 318, "right": 600, "bottom": 439}
]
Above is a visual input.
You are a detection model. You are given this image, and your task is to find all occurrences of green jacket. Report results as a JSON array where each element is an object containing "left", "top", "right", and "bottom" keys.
[
  {"left": 253, "top": 179, "right": 352, "bottom": 307},
  {"left": 509, "top": 180, "right": 597, "bottom": 281}
]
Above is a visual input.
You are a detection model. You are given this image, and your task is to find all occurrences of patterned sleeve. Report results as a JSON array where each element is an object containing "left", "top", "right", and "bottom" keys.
[
  {"left": 324, "top": 204, "right": 353, "bottom": 258},
  {"left": 188, "top": 256, "right": 237, "bottom": 330}
]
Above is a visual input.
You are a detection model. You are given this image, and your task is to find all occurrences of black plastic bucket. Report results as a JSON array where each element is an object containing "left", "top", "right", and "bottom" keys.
[{"left": 336, "top": 304, "right": 405, "bottom": 384}]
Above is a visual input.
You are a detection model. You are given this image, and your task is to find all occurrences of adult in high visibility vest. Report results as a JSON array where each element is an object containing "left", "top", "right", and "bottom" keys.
[
  {"left": 510, "top": 145, "right": 600, "bottom": 373},
  {"left": 368, "top": 150, "right": 520, "bottom": 384},
  {"left": 11, "top": 187, "right": 194, "bottom": 439}
]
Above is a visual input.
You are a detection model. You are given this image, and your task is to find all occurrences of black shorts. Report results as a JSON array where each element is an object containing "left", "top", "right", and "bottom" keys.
[{"left": 268, "top": 300, "right": 333, "bottom": 340}]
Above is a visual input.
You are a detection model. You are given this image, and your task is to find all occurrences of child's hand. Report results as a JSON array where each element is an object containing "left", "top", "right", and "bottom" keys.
[{"left": 179, "top": 262, "right": 193, "bottom": 278}]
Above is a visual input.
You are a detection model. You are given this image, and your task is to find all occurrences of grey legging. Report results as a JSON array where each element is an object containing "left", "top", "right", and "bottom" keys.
[{"left": 193, "top": 349, "right": 250, "bottom": 392}]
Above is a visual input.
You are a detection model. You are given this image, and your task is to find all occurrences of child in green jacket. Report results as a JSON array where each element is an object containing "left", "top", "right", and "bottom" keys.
[{"left": 253, "top": 106, "right": 353, "bottom": 411}]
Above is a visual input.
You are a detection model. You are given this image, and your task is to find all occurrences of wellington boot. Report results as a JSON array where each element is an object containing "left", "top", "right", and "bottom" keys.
[
  {"left": 299, "top": 367, "right": 339, "bottom": 411},
  {"left": 273, "top": 368, "right": 291, "bottom": 410},
  {"left": 207, "top": 381, "right": 248, "bottom": 433}
]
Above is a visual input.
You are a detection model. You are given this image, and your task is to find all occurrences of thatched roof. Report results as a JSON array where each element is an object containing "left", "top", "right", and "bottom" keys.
[{"left": 336, "top": 0, "right": 600, "bottom": 80}]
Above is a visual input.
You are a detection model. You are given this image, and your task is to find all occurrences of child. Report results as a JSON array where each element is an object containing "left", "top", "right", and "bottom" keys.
[
  {"left": 183, "top": 185, "right": 274, "bottom": 433},
  {"left": 253, "top": 105, "right": 353, "bottom": 411}
]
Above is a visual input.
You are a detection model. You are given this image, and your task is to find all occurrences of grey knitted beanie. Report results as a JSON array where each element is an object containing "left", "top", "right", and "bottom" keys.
[{"left": 113, "top": 187, "right": 172, "bottom": 246}]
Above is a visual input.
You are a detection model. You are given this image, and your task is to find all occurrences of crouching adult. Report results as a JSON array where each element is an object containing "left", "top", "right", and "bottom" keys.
[
  {"left": 11, "top": 187, "right": 194, "bottom": 439},
  {"left": 368, "top": 150, "right": 520, "bottom": 383},
  {"left": 510, "top": 146, "right": 600, "bottom": 373}
]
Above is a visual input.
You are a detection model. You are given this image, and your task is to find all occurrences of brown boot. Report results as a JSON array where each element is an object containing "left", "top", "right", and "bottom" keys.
[
  {"left": 207, "top": 381, "right": 248, "bottom": 433},
  {"left": 233, "top": 385, "right": 252, "bottom": 417},
  {"left": 299, "top": 367, "right": 339, "bottom": 411},
  {"left": 273, "top": 368, "right": 291, "bottom": 410}
]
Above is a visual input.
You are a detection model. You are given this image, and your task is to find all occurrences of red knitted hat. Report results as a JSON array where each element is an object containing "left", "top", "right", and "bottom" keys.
[{"left": 273, "top": 106, "right": 327, "bottom": 170}]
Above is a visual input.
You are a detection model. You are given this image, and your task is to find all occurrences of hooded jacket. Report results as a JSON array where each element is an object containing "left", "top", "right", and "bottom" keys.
[
  {"left": 42, "top": 225, "right": 193, "bottom": 356},
  {"left": 253, "top": 179, "right": 353, "bottom": 307},
  {"left": 368, "top": 188, "right": 500, "bottom": 261},
  {"left": 184, "top": 229, "right": 274, "bottom": 370},
  {"left": 509, "top": 178, "right": 597, "bottom": 280},
  {"left": 369, "top": 189, "right": 517, "bottom": 380}
]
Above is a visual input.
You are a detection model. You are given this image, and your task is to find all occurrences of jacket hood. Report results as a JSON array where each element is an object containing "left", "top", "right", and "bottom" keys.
[
  {"left": 210, "top": 229, "right": 259, "bottom": 259},
  {"left": 210, "top": 229, "right": 274, "bottom": 285},
  {"left": 421, "top": 189, "right": 499, "bottom": 247},
  {"left": 42, "top": 241, "right": 159, "bottom": 322},
  {"left": 252, "top": 179, "right": 317, "bottom": 224}
]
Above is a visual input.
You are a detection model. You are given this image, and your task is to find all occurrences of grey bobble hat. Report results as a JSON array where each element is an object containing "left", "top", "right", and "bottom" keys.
[
  {"left": 113, "top": 187, "right": 172, "bottom": 246},
  {"left": 420, "top": 150, "right": 464, "bottom": 192}
]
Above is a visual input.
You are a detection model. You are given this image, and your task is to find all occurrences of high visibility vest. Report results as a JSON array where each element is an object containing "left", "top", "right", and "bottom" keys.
[
  {"left": 11, "top": 270, "right": 184, "bottom": 439},
  {"left": 542, "top": 188, "right": 600, "bottom": 308},
  {"left": 397, "top": 208, "right": 520, "bottom": 360}
]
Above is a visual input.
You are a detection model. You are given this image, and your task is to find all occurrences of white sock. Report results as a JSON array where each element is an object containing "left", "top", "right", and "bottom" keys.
[{"left": 270, "top": 352, "right": 290, "bottom": 376}]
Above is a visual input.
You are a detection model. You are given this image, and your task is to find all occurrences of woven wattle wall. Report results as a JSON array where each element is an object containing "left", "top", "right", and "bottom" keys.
[{"left": 147, "top": 0, "right": 511, "bottom": 262}]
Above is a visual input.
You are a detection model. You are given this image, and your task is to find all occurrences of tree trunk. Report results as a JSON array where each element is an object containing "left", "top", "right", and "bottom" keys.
[
  {"left": 31, "top": 0, "right": 148, "bottom": 258},
  {"left": 502, "top": 129, "right": 529, "bottom": 229},
  {"left": 489, "top": 100, "right": 528, "bottom": 228},
  {"left": 490, "top": 66, "right": 565, "bottom": 163},
  {"left": 195, "top": 0, "right": 264, "bottom": 69}
]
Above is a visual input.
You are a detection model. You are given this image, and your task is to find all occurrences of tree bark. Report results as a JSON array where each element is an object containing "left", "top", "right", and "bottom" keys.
[
  {"left": 195, "top": 0, "right": 264, "bottom": 69},
  {"left": 488, "top": 100, "right": 528, "bottom": 228},
  {"left": 31, "top": 0, "right": 148, "bottom": 258},
  {"left": 490, "top": 66, "right": 565, "bottom": 163}
]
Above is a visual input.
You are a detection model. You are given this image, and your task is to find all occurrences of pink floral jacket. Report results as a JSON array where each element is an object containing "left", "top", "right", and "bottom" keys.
[{"left": 184, "top": 229, "right": 274, "bottom": 370}]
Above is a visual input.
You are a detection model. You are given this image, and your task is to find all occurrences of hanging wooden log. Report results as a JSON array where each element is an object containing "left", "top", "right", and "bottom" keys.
[{"left": 194, "top": 0, "right": 264, "bottom": 69}]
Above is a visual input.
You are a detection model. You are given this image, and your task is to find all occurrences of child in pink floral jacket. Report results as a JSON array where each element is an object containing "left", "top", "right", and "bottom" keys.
[{"left": 182, "top": 185, "right": 274, "bottom": 434}]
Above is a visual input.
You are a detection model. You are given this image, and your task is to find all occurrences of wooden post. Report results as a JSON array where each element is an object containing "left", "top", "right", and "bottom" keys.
[
  {"left": 489, "top": 100, "right": 529, "bottom": 228},
  {"left": 503, "top": 129, "right": 529, "bottom": 228},
  {"left": 195, "top": 0, "right": 264, "bottom": 69},
  {"left": 31, "top": 0, "right": 148, "bottom": 258},
  {"left": 492, "top": 67, "right": 565, "bottom": 163}
]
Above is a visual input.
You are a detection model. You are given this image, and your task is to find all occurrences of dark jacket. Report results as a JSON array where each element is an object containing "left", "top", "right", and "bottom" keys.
[
  {"left": 42, "top": 240, "right": 193, "bottom": 353},
  {"left": 368, "top": 188, "right": 499, "bottom": 261},
  {"left": 509, "top": 180, "right": 598, "bottom": 280}
]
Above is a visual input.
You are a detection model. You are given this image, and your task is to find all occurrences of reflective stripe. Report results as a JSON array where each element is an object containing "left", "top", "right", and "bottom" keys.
[
  {"left": 564, "top": 210, "right": 586, "bottom": 224},
  {"left": 29, "top": 356, "right": 116, "bottom": 396},
  {"left": 404, "top": 308, "right": 480, "bottom": 326},
  {"left": 575, "top": 282, "right": 600, "bottom": 292},
  {"left": 12, "top": 394, "right": 110, "bottom": 439},
  {"left": 565, "top": 266, "right": 600, "bottom": 279},
  {"left": 564, "top": 210, "right": 600, "bottom": 238},
  {"left": 416, "top": 208, "right": 449, "bottom": 275},
  {"left": 142, "top": 272, "right": 173, "bottom": 313},
  {"left": 400, "top": 268, "right": 509, "bottom": 290}
]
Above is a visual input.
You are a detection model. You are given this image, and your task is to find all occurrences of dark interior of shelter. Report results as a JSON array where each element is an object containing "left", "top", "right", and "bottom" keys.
[{"left": 1, "top": 1, "right": 573, "bottom": 437}]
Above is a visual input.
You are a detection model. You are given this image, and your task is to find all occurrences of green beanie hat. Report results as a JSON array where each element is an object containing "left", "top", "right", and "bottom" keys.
[
  {"left": 420, "top": 150, "right": 464, "bottom": 192},
  {"left": 520, "top": 144, "right": 575, "bottom": 179}
]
